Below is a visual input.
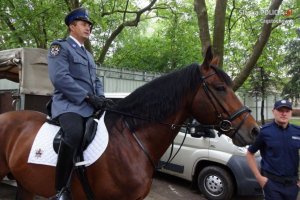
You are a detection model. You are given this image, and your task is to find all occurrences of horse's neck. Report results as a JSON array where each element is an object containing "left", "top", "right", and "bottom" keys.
[{"left": 138, "top": 111, "right": 188, "bottom": 164}]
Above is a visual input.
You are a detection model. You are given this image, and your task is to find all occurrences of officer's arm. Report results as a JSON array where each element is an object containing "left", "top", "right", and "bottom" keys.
[
  {"left": 246, "top": 151, "right": 267, "bottom": 188},
  {"left": 95, "top": 77, "right": 104, "bottom": 96}
]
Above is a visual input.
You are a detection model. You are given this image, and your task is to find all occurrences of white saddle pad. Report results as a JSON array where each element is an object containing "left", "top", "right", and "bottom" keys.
[{"left": 28, "top": 112, "right": 109, "bottom": 167}]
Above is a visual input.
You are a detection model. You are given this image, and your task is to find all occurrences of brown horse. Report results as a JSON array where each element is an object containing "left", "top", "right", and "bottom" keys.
[{"left": 0, "top": 47, "right": 259, "bottom": 200}]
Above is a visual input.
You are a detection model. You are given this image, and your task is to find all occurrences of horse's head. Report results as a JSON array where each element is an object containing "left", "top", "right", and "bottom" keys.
[{"left": 191, "top": 46, "right": 259, "bottom": 146}]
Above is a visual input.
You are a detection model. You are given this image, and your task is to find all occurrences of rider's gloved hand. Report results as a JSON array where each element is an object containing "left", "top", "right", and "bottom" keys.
[{"left": 86, "top": 93, "right": 106, "bottom": 110}]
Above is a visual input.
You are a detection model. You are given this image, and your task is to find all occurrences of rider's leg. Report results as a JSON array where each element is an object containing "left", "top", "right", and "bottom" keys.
[{"left": 54, "top": 112, "right": 85, "bottom": 200}]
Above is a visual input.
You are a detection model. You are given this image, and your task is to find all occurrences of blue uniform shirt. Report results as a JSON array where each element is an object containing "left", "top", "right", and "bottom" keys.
[
  {"left": 248, "top": 121, "right": 300, "bottom": 177},
  {"left": 48, "top": 37, "right": 104, "bottom": 118}
]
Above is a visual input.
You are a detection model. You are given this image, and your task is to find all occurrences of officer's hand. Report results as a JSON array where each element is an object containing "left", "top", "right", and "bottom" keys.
[
  {"left": 105, "top": 98, "right": 115, "bottom": 107},
  {"left": 258, "top": 176, "right": 268, "bottom": 188},
  {"left": 86, "top": 94, "right": 106, "bottom": 110}
]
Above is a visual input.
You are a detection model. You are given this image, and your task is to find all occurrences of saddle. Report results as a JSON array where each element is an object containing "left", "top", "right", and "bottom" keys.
[{"left": 51, "top": 117, "right": 98, "bottom": 154}]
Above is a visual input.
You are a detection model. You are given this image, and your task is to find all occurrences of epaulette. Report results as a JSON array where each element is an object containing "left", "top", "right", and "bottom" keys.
[
  {"left": 57, "top": 39, "right": 66, "bottom": 42},
  {"left": 51, "top": 39, "right": 66, "bottom": 44},
  {"left": 290, "top": 124, "right": 300, "bottom": 130}
]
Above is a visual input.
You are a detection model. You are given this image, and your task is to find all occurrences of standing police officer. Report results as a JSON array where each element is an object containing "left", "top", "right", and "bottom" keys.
[
  {"left": 48, "top": 7, "right": 106, "bottom": 200},
  {"left": 247, "top": 100, "right": 300, "bottom": 200}
]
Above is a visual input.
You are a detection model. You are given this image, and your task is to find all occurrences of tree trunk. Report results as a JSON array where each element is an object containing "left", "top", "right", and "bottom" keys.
[
  {"left": 213, "top": 0, "right": 228, "bottom": 68},
  {"left": 194, "top": 0, "right": 211, "bottom": 56}
]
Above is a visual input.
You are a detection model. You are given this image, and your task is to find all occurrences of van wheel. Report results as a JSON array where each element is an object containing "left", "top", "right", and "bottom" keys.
[{"left": 197, "top": 166, "right": 234, "bottom": 200}]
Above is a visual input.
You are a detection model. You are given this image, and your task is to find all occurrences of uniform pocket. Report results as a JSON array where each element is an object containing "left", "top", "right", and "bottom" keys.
[
  {"left": 73, "top": 57, "right": 88, "bottom": 66},
  {"left": 70, "top": 57, "right": 89, "bottom": 76},
  {"left": 266, "top": 141, "right": 281, "bottom": 156}
]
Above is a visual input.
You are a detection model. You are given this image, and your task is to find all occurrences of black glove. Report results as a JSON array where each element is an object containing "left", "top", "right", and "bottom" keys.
[{"left": 86, "top": 94, "right": 106, "bottom": 110}]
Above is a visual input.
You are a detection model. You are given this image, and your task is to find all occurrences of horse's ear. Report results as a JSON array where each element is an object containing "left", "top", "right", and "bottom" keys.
[
  {"left": 202, "top": 46, "right": 213, "bottom": 68},
  {"left": 210, "top": 57, "right": 220, "bottom": 67}
]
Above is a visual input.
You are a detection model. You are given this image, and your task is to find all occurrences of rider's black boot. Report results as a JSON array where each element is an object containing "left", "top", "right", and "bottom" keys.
[{"left": 53, "top": 140, "right": 75, "bottom": 200}]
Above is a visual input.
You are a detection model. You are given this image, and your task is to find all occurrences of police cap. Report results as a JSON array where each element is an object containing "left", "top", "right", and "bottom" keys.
[
  {"left": 273, "top": 99, "right": 292, "bottom": 110},
  {"left": 65, "top": 8, "right": 93, "bottom": 26}
]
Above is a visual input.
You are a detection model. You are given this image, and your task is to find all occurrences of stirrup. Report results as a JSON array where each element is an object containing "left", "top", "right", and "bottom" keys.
[{"left": 50, "top": 187, "right": 72, "bottom": 200}]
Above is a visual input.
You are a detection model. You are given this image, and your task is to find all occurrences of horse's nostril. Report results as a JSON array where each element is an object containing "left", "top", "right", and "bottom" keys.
[{"left": 252, "top": 127, "right": 260, "bottom": 137}]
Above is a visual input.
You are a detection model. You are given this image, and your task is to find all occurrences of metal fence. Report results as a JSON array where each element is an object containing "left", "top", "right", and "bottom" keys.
[
  {"left": 238, "top": 92, "right": 281, "bottom": 122},
  {"left": 97, "top": 66, "right": 161, "bottom": 93}
]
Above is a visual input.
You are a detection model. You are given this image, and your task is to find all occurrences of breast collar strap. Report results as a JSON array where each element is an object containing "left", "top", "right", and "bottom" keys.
[{"left": 123, "top": 118, "right": 156, "bottom": 169}]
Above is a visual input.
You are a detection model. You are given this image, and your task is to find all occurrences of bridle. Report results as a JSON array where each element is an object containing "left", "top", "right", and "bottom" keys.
[{"left": 199, "top": 65, "right": 251, "bottom": 138}]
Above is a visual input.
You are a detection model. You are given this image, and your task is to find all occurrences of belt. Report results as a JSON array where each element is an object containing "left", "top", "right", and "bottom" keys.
[{"left": 262, "top": 171, "right": 298, "bottom": 185}]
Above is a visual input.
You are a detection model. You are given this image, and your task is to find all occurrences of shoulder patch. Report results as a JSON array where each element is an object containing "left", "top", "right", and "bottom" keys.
[{"left": 50, "top": 44, "right": 61, "bottom": 56}]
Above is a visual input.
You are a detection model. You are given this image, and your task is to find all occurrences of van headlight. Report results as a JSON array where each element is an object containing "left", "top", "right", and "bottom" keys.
[{"left": 236, "top": 147, "right": 247, "bottom": 154}]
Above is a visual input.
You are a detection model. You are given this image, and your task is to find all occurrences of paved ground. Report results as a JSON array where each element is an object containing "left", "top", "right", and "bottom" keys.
[{"left": 0, "top": 172, "right": 262, "bottom": 200}]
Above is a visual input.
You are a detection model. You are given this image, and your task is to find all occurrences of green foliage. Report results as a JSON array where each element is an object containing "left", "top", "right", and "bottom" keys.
[
  {"left": 104, "top": 0, "right": 202, "bottom": 72},
  {"left": 225, "top": 0, "right": 297, "bottom": 96},
  {"left": 290, "top": 119, "right": 300, "bottom": 126},
  {"left": 0, "top": 0, "right": 67, "bottom": 49},
  {"left": 281, "top": 29, "right": 300, "bottom": 102},
  {"left": 0, "top": 0, "right": 298, "bottom": 103}
]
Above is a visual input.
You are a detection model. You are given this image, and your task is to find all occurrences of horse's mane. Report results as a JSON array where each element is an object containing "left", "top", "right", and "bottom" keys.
[{"left": 105, "top": 63, "right": 232, "bottom": 130}]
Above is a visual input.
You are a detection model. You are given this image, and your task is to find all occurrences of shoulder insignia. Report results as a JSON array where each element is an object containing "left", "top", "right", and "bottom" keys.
[{"left": 50, "top": 44, "right": 61, "bottom": 56}]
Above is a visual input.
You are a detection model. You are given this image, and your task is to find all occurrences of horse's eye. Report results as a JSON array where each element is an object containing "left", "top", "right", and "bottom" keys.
[{"left": 215, "top": 84, "right": 226, "bottom": 91}]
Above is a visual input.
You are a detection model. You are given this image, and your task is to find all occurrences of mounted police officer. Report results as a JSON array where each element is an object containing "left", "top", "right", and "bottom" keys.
[
  {"left": 48, "top": 7, "right": 107, "bottom": 200},
  {"left": 247, "top": 100, "right": 300, "bottom": 200}
]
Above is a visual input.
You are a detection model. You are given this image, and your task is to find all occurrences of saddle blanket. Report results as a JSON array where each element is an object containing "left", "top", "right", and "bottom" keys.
[{"left": 28, "top": 112, "right": 109, "bottom": 167}]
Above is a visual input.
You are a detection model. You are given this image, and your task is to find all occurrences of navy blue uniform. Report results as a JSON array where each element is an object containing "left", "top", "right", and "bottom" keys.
[{"left": 248, "top": 121, "right": 300, "bottom": 200}]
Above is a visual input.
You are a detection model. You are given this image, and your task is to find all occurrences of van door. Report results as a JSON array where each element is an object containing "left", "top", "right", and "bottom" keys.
[{"left": 159, "top": 125, "right": 211, "bottom": 181}]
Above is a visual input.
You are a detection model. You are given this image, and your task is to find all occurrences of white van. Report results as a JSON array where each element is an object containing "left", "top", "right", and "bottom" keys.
[{"left": 158, "top": 121, "right": 263, "bottom": 200}]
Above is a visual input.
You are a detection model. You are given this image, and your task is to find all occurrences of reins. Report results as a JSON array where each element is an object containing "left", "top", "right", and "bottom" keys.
[
  {"left": 105, "top": 108, "right": 192, "bottom": 169},
  {"left": 105, "top": 108, "right": 187, "bottom": 130}
]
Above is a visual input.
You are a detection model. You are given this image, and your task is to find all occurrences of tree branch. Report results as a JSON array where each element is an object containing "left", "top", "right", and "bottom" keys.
[
  {"left": 97, "top": 0, "right": 157, "bottom": 64},
  {"left": 232, "top": 0, "right": 283, "bottom": 91}
]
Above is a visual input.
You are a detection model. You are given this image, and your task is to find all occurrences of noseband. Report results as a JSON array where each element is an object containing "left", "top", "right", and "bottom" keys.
[{"left": 200, "top": 67, "right": 251, "bottom": 138}]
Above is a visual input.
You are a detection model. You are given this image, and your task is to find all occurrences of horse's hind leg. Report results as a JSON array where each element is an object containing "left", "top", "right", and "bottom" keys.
[{"left": 15, "top": 183, "right": 35, "bottom": 200}]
